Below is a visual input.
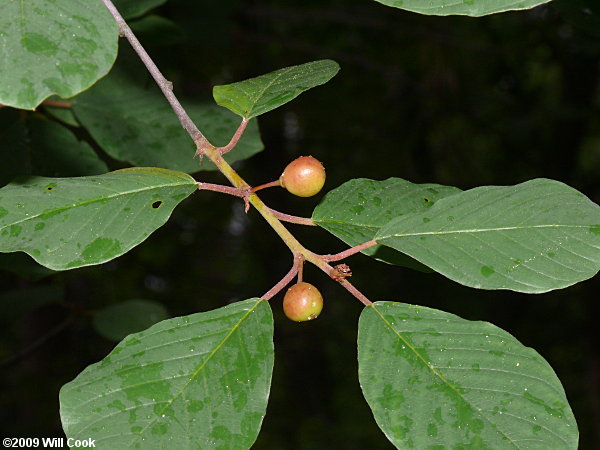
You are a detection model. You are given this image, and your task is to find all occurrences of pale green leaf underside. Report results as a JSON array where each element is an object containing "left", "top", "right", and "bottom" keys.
[
  {"left": 213, "top": 60, "right": 340, "bottom": 119},
  {"left": 313, "top": 178, "right": 461, "bottom": 270},
  {"left": 0, "top": 167, "right": 197, "bottom": 270},
  {"left": 359, "top": 302, "right": 578, "bottom": 448},
  {"left": 0, "top": 0, "right": 118, "bottom": 109},
  {"left": 73, "top": 57, "right": 264, "bottom": 173},
  {"left": 373, "top": 0, "right": 552, "bottom": 17},
  {"left": 376, "top": 179, "right": 600, "bottom": 293},
  {"left": 61, "top": 298, "right": 274, "bottom": 450}
]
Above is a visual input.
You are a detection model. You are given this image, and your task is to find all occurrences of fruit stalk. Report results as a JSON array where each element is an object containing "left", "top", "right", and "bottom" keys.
[{"left": 102, "top": 0, "right": 372, "bottom": 306}]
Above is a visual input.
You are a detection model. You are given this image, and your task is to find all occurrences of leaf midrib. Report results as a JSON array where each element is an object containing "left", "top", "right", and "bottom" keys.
[
  {"left": 0, "top": 179, "right": 194, "bottom": 232},
  {"left": 378, "top": 224, "right": 591, "bottom": 240},
  {"left": 370, "top": 304, "right": 520, "bottom": 448},
  {"left": 244, "top": 66, "right": 295, "bottom": 117},
  {"left": 129, "top": 299, "right": 264, "bottom": 448}
]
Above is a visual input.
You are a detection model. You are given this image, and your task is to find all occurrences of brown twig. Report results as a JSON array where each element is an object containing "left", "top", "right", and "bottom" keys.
[
  {"left": 99, "top": 0, "right": 210, "bottom": 151},
  {"left": 262, "top": 254, "right": 303, "bottom": 300},
  {"left": 219, "top": 118, "right": 249, "bottom": 155},
  {"left": 322, "top": 239, "right": 378, "bottom": 262}
]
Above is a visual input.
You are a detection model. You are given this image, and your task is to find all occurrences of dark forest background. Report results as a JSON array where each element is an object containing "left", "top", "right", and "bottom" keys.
[{"left": 1, "top": 0, "right": 599, "bottom": 448}]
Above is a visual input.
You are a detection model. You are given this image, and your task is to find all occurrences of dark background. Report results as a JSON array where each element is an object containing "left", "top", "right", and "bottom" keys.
[{"left": 1, "top": 0, "right": 599, "bottom": 448}]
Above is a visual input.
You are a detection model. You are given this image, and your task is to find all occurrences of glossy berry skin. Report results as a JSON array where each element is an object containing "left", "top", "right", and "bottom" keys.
[
  {"left": 283, "top": 282, "right": 324, "bottom": 322},
  {"left": 280, "top": 156, "right": 326, "bottom": 197}
]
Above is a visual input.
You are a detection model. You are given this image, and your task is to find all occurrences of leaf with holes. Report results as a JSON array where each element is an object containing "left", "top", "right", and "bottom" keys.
[
  {"left": 376, "top": 179, "right": 600, "bottom": 293},
  {"left": 313, "top": 178, "right": 461, "bottom": 271},
  {"left": 213, "top": 60, "right": 340, "bottom": 119},
  {"left": 372, "top": 0, "right": 552, "bottom": 17},
  {"left": 0, "top": 0, "right": 118, "bottom": 109},
  {"left": 60, "top": 298, "right": 273, "bottom": 450},
  {"left": 0, "top": 167, "right": 196, "bottom": 270},
  {"left": 359, "top": 301, "right": 578, "bottom": 448}
]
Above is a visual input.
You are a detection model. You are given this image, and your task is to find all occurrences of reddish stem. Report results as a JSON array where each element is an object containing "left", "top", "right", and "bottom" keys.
[
  {"left": 267, "top": 208, "right": 315, "bottom": 226},
  {"left": 251, "top": 180, "right": 281, "bottom": 193},
  {"left": 338, "top": 279, "right": 372, "bottom": 306},
  {"left": 42, "top": 100, "right": 72, "bottom": 108},
  {"left": 297, "top": 255, "right": 304, "bottom": 282},
  {"left": 196, "top": 182, "right": 248, "bottom": 198},
  {"left": 262, "top": 254, "right": 302, "bottom": 300},
  {"left": 322, "top": 239, "right": 378, "bottom": 262},
  {"left": 219, "top": 118, "right": 249, "bottom": 155}
]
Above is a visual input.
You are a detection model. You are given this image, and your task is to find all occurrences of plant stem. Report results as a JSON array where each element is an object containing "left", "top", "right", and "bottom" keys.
[
  {"left": 323, "top": 240, "right": 378, "bottom": 261},
  {"left": 338, "top": 279, "right": 372, "bottom": 306},
  {"left": 262, "top": 254, "right": 301, "bottom": 300},
  {"left": 99, "top": 0, "right": 209, "bottom": 149},
  {"left": 267, "top": 208, "right": 316, "bottom": 226},
  {"left": 251, "top": 180, "right": 281, "bottom": 192},
  {"left": 42, "top": 100, "right": 73, "bottom": 108},
  {"left": 219, "top": 118, "right": 249, "bottom": 154},
  {"left": 101, "top": 0, "right": 373, "bottom": 306},
  {"left": 297, "top": 255, "right": 304, "bottom": 282},
  {"left": 196, "top": 182, "right": 248, "bottom": 198}
]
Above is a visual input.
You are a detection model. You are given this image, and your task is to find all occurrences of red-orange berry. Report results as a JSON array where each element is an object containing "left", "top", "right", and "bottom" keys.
[
  {"left": 279, "top": 156, "right": 326, "bottom": 197},
  {"left": 282, "top": 282, "right": 324, "bottom": 322}
]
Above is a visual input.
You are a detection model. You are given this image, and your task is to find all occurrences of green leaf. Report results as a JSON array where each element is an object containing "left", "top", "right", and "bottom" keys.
[
  {"left": 313, "top": 178, "right": 461, "bottom": 271},
  {"left": 372, "top": 0, "right": 552, "bottom": 17},
  {"left": 93, "top": 299, "right": 169, "bottom": 342},
  {"left": 0, "top": 0, "right": 118, "bottom": 110},
  {"left": 113, "top": 0, "right": 167, "bottom": 20},
  {"left": 72, "top": 51, "right": 264, "bottom": 173},
  {"left": 0, "top": 167, "right": 197, "bottom": 270},
  {"left": 61, "top": 298, "right": 274, "bottom": 450},
  {"left": 376, "top": 179, "right": 600, "bottom": 293},
  {"left": 213, "top": 60, "right": 340, "bottom": 119},
  {"left": 0, "top": 109, "right": 107, "bottom": 186},
  {"left": 358, "top": 301, "right": 578, "bottom": 448},
  {"left": 42, "top": 102, "right": 80, "bottom": 127}
]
